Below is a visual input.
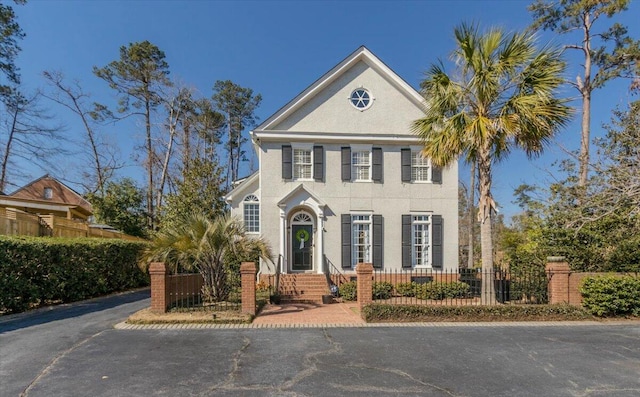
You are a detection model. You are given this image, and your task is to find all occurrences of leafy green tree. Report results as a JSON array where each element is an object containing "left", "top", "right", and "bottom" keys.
[
  {"left": 144, "top": 212, "right": 272, "bottom": 302},
  {"left": 88, "top": 178, "right": 148, "bottom": 238},
  {"left": 530, "top": 0, "right": 640, "bottom": 186},
  {"left": 161, "top": 157, "right": 226, "bottom": 228},
  {"left": 413, "top": 23, "right": 571, "bottom": 303},
  {"left": 211, "top": 80, "right": 261, "bottom": 189},
  {"left": 93, "top": 41, "right": 172, "bottom": 229}
]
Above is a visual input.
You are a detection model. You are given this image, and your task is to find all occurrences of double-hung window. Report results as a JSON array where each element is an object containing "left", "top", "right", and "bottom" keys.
[
  {"left": 293, "top": 148, "right": 312, "bottom": 180},
  {"left": 352, "top": 214, "right": 371, "bottom": 266},
  {"left": 243, "top": 195, "right": 259, "bottom": 233},
  {"left": 352, "top": 151, "right": 371, "bottom": 181},
  {"left": 412, "top": 215, "right": 431, "bottom": 267},
  {"left": 411, "top": 151, "right": 431, "bottom": 182}
]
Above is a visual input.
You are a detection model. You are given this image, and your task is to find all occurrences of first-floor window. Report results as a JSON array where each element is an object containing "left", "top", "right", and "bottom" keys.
[
  {"left": 352, "top": 214, "right": 371, "bottom": 266},
  {"left": 243, "top": 195, "right": 259, "bottom": 233},
  {"left": 412, "top": 215, "right": 431, "bottom": 267}
]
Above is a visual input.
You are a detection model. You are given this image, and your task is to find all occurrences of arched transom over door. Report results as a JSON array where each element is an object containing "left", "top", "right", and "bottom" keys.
[{"left": 290, "top": 210, "right": 314, "bottom": 272}]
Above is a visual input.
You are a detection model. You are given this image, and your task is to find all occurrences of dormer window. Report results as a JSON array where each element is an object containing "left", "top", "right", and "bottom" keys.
[{"left": 43, "top": 187, "right": 53, "bottom": 199}]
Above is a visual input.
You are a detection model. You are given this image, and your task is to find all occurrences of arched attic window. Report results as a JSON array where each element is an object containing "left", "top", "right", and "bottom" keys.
[{"left": 243, "top": 195, "right": 259, "bottom": 233}]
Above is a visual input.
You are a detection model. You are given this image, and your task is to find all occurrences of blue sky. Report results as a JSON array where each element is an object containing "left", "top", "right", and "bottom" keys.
[{"left": 11, "top": 0, "right": 640, "bottom": 219}]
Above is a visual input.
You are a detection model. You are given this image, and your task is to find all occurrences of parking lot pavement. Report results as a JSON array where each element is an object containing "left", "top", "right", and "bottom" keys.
[{"left": 15, "top": 323, "right": 640, "bottom": 397}]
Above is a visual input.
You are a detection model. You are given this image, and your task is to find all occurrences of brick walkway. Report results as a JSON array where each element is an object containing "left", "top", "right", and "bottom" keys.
[{"left": 252, "top": 302, "right": 365, "bottom": 325}]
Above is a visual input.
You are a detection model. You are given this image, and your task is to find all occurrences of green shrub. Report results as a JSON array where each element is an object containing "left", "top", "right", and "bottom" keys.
[
  {"left": 416, "top": 281, "right": 470, "bottom": 300},
  {"left": 372, "top": 281, "right": 393, "bottom": 300},
  {"left": 394, "top": 282, "right": 417, "bottom": 297},
  {"left": 339, "top": 281, "right": 357, "bottom": 301},
  {"left": 0, "top": 236, "right": 149, "bottom": 314},
  {"left": 580, "top": 275, "right": 640, "bottom": 317},
  {"left": 362, "top": 303, "right": 592, "bottom": 322}
]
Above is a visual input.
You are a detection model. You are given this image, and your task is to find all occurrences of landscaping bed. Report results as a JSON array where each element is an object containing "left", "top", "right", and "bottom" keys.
[
  {"left": 127, "top": 307, "right": 252, "bottom": 324},
  {"left": 362, "top": 303, "right": 600, "bottom": 322}
]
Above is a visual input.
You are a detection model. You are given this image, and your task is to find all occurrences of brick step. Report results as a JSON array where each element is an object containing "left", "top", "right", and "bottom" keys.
[{"left": 279, "top": 294, "right": 332, "bottom": 304}]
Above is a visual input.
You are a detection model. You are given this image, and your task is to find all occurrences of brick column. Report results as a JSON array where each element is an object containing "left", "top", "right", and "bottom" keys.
[
  {"left": 240, "top": 262, "right": 257, "bottom": 316},
  {"left": 356, "top": 263, "right": 374, "bottom": 313},
  {"left": 149, "top": 262, "right": 169, "bottom": 314},
  {"left": 546, "top": 256, "right": 571, "bottom": 305}
]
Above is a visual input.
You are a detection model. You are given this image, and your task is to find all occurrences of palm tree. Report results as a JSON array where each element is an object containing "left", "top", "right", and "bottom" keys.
[
  {"left": 413, "top": 23, "right": 572, "bottom": 304},
  {"left": 144, "top": 212, "right": 273, "bottom": 302}
]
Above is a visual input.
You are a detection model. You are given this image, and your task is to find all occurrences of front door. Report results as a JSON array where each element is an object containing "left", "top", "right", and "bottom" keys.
[{"left": 291, "top": 224, "right": 313, "bottom": 271}]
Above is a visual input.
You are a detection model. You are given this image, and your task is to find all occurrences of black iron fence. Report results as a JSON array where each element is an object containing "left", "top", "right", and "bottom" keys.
[
  {"left": 371, "top": 267, "right": 548, "bottom": 306},
  {"left": 167, "top": 270, "right": 241, "bottom": 312}
]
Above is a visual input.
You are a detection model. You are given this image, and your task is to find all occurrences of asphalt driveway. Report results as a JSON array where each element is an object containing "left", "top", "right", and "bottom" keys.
[{"left": 2, "top": 291, "right": 640, "bottom": 396}]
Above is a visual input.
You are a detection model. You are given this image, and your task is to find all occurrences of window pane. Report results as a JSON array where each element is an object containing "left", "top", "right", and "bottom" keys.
[
  {"left": 293, "top": 149, "right": 312, "bottom": 179},
  {"left": 244, "top": 203, "right": 259, "bottom": 233},
  {"left": 352, "top": 215, "right": 371, "bottom": 266},
  {"left": 411, "top": 152, "right": 430, "bottom": 181},
  {"left": 412, "top": 217, "right": 431, "bottom": 267}
]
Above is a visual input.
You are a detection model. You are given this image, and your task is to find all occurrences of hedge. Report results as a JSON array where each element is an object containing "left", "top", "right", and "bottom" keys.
[
  {"left": 580, "top": 275, "right": 640, "bottom": 317},
  {"left": 362, "top": 303, "right": 593, "bottom": 322},
  {"left": 0, "top": 236, "right": 149, "bottom": 314}
]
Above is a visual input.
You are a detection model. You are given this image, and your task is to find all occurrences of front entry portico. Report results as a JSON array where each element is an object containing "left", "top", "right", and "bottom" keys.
[{"left": 277, "top": 184, "right": 327, "bottom": 274}]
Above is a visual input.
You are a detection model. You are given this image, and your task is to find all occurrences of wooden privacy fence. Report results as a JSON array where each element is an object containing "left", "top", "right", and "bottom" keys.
[{"left": 0, "top": 208, "right": 143, "bottom": 241}]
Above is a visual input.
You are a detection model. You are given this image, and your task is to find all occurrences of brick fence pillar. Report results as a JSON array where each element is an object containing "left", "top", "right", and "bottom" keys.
[
  {"left": 149, "top": 262, "right": 169, "bottom": 314},
  {"left": 356, "top": 263, "right": 374, "bottom": 314},
  {"left": 240, "top": 262, "right": 257, "bottom": 316},
  {"left": 546, "top": 256, "right": 571, "bottom": 305}
]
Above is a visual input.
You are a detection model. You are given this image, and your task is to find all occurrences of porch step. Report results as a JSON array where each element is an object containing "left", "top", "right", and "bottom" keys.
[{"left": 276, "top": 274, "right": 331, "bottom": 304}]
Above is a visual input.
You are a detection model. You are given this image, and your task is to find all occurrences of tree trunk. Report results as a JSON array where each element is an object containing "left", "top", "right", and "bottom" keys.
[
  {"left": 578, "top": 11, "right": 592, "bottom": 188},
  {"left": 478, "top": 150, "right": 496, "bottom": 305},
  {"left": 0, "top": 105, "right": 20, "bottom": 193},
  {"left": 467, "top": 161, "right": 476, "bottom": 269},
  {"left": 145, "top": 96, "right": 154, "bottom": 230}
]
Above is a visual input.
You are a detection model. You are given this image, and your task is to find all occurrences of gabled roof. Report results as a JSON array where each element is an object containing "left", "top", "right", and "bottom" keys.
[
  {"left": 277, "top": 184, "right": 327, "bottom": 209},
  {"left": 255, "top": 46, "right": 425, "bottom": 132},
  {"left": 9, "top": 174, "right": 92, "bottom": 215},
  {"left": 224, "top": 172, "right": 259, "bottom": 203}
]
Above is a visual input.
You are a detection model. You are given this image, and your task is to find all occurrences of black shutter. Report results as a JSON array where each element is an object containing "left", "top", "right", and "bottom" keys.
[
  {"left": 341, "top": 147, "right": 351, "bottom": 181},
  {"left": 432, "top": 215, "right": 443, "bottom": 269},
  {"left": 401, "top": 149, "right": 411, "bottom": 182},
  {"left": 372, "top": 214, "right": 383, "bottom": 268},
  {"left": 313, "top": 145, "right": 324, "bottom": 181},
  {"left": 372, "top": 147, "right": 383, "bottom": 182},
  {"left": 402, "top": 215, "right": 412, "bottom": 268},
  {"left": 432, "top": 165, "right": 442, "bottom": 184},
  {"left": 341, "top": 214, "right": 352, "bottom": 269},
  {"left": 282, "top": 145, "right": 292, "bottom": 180}
]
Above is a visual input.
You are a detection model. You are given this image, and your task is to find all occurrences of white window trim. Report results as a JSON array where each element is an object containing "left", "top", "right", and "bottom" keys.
[
  {"left": 348, "top": 87, "right": 375, "bottom": 112},
  {"left": 243, "top": 195, "right": 260, "bottom": 234},
  {"left": 351, "top": 144, "right": 372, "bottom": 183},
  {"left": 351, "top": 212, "right": 372, "bottom": 268},
  {"left": 411, "top": 212, "right": 432, "bottom": 268},
  {"left": 410, "top": 145, "right": 432, "bottom": 183},
  {"left": 291, "top": 142, "right": 314, "bottom": 181}
]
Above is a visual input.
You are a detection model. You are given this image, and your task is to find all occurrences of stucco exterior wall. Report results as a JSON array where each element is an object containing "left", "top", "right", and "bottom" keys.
[{"left": 253, "top": 143, "right": 458, "bottom": 273}]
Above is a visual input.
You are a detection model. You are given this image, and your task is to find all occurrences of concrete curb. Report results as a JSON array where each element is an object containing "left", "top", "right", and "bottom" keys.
[{"left": 114, "top": 320, "right": 639, "bottom": 330}]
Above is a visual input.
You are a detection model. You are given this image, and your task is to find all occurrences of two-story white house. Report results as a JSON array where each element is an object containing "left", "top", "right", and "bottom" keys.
[{"left": 226, "top": 46, "right": 458, "bottom": 279}]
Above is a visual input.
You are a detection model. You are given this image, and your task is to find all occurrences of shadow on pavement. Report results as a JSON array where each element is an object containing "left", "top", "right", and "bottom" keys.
[{"left": 0, "top": 288, "right": 150, "bottom": 334}]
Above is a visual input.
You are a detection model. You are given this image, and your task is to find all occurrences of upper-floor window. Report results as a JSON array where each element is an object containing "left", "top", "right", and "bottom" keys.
[
  {"left": 243, "top": 195, "right": 259, "bottom": 233},
  {"left": 293, "top": 148, "right": 312, "bottom": 180},
  {"left": 401, "top": 148, "right": 441, "bottom": 184},
  {"left": 43, "top": 187, "right": 53, "bottom": 199},
  {"left": 352, "top": 150, "right": 371, "bottom": 181},
  {"left": 411, "top": 151, "right": 431, "bottom": 182}
]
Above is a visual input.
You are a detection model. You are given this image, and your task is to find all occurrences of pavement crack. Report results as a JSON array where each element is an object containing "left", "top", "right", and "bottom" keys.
[
  {"left": 341, "top": 363, "right": 466, "bottom": 396},
  {"left": 220, "top": 336, "right": 251, "bottom": 388},
  {"left": 20, "top": 330, "right": 105, "bottom": 397},
  {"left": 279, "top": 327, "right": 343, "bottom": 390}
]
